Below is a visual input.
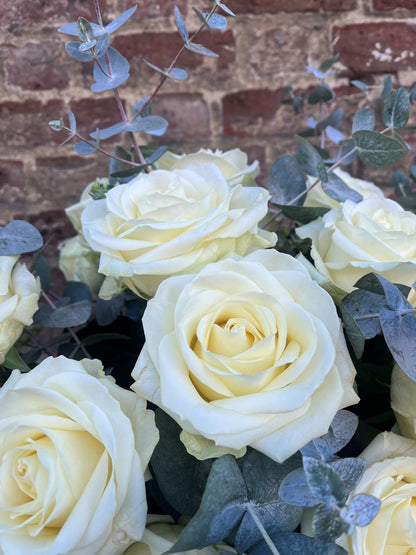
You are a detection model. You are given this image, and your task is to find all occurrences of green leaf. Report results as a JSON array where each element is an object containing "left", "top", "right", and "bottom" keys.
[
  {"left": 381, "top": 75, "right": 392, "bottom": 101},
  {"left": 34, "top": 299, "right": 92, "bottom": 328},
  {"left": 127, "top": 115, "right": 168, "bottom": 136},
  {"left": 353, "top": 130, "right": 405, "bottom": 167},
  {"left": 274, "top": 204, "right": 329, "bottom": 224},
  {"left": 339, "top": 300, "right": 366, "bottom": 358},
  {"left": 296, "top": 136, "right": 328, "bottom": 182},
  {"left": 65, "top": 42, "right": 93, "bottom": 62},
  {"left": 95, "top": 295, "right": 125, "bottom": 326},
  {"left": 174, "top": 5, "right": 189, "bottom": 42},
  {"left": 341, "top": 289, "right": 384, "bottom": 340},
  {"left": 380, "top": 305, "right": 416, "bottom": 382},
  {"left": 91, "top": 47, "right": 129, "bottom": 92},
  {"left": 268, "top": 154, "right": 306, "bottom": 206},
  {"left": 192, "top": 7, "right": 212, "bottom": 31},
  {"left": 383, "top": 87, "right": 410, "bottom": 129},
  {"left": 249, "top": 532, "right": 347, "bottom": 555},
  {"left": 331, "top": 458, "right": 366, "bottom": 494},
  {"left": 322, "top": 172, "right": 362, "bottom": 203},
  {"left": 340, "top": 494, "right": 381, "bottom": 528},
  {"left": 74, "top": 142, "right": 96, "bottom": 155},
  {"left": 2, "top": 347, "right": 31, "bottom": 372},
  {"left": 303, "top": 457, "right": 346, "bottom": 505},
  {"left": 204, "top": 13, "right": 227, "bottom": 30},
  {"left": 0, "top": 220, "right": 43, "bottom": 255},
  {"left": 352, "top": 108, "right": 375, "bottom": 133},
  {"left": 64, "top": 281, "right": 93, "bottom": 303},
  {"left": 215, "top": 1, "right": 235, "bottom": 16},
  {"left": 49, "top": 118, "right": 64, "bottom": 131},
  {"left": 317, "top": 108, "right": 344, "bottom": 132},
  {"left": 279, "top": 467, "right": 318, "bottom": 508},
  {"left": 143, "top": 59, "right": 188, "bottom": 80},
  {"left": 308, "top": 85, "right": 335, "bottom": 104},
  {"left": 319, "top": 54, "right": 340, "bottom": 73},
  {"left": 77, "top": 17, "right": 95, "bottom": 42}
]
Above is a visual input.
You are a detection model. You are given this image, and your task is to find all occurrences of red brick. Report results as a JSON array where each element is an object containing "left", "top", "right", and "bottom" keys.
[
  {"left": 152, "top": 93, "right": 210, "bottom": 141},
  {"left": 112, "top": 30, "right": 235, "bottom": 83},
  {"left": 374, "top": 0, "right": 416, "bottom": 9},
  {"left": 118, "top": 0, "right": 187, "bottom": 17},
  {"left": 333, "top": 23, "right": 416, "bottom": 74},
  {"left": 69, "top": 97, "right": 125, "bottom": 140},
  {"left": 0, "top": 160, "right": 25, "bottom": 189},
  {"left": 0, "top": 100, "right": 65, "bottom": 148},
  {"left": 4, "top": 40, "right": 69, "bottom": 90},
  {"left": 222, "top": 89, "right": 285, "bottom": 137},
  {"left": 225, "top": 0, "right": 355, "bottom": 12}
]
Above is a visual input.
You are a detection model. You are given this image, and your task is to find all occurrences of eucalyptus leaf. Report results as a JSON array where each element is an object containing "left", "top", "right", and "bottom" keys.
[
  {"left": 319, "top": 54, "right": 340, "bottom": 73},
  {"left": 340, "top": 289, "right": 384, "bottom": 340},
  {"left": 174, "top": 5, "right": 189, "bottom": 42},
  {"left": 34, "top": 299, "right": 92, "bottom": 328},
  {"left": 65, "top": 42, "right": 93, "bottom": 62},
  {"left": 352, "top": 108, "right": 375, "bottom": 134},
  {"left": 127, "top": 115, "right": 168, "bottom": 136},
  {"left": 79, "top": 39, "right": 96, "bottom": 52},
  {"left": 90, "top": 122, "right": 126, "bottom": 140},
  {"left": 312, "top": 504, "right": 349, "bottom": 543},
  {"left": 91, "top": 47, "right": 129, "bottom": 92},
  {"left": 185, "top": 42, "right": 219, "bottom": 57},
  {"left": 77, "top": 17, "right": 95, "bottom": 42},
  {"left": 249, "top": 532, "right": 347, "bottom": 555},
  {"left": 268, "top": 154, "right": 306, "bottom": 206},
  {"left": 279, "top": 467, "right": 318, "bottom": 508},
  {"left": 380, "top": 305, "right": 416, "bottom": 382},
  {"left": 340, "top": 494, "right": 381, "bottom": 527},
  {"left": 103, "top": 6, "right": 137, "bottom": 35},
  {"left": 63, "top": 281, "right": 93, "bottom": 303},
  {"left": 74, "top": 142, "right": 96, "bottom": 155},
  {"left": 58, "top": 21, "right": 101, "bottom": 36},
  {"left": 383, "top": 87, "right": 410, "bottom": 129},
  {"left": 95, "top": 295, "right": 125, "bottom": 326},
  {"left": 305, "top": 66, "right": 325, "bottom": 80},
  {"left": 133, "top": 96, "right": 152, "bottom": 118},
  {"left": 322, "top": 172, "right": 362, "bottom": 203},
  {"left": 339, "top": 301, "right": 366, "bottom": 358},
  {"left": 351, "top": 80, "right": 368, "bottom": 92},
  {"left": 192, "top": 8, "right": 212, "bottom": 31},
  {"left": 317, "top": 108, "right": 344, "bottom": 132},
  {"left": 215, "top": 1, "right": 235, "bottom": 16},
  {"left": 94, "top": 32, "right": 110, "bottom": 58},
  {"left": 0, "top": 220, "right": 43, "bottom": 255},
  {"left": 330, "top": 458, "right": 366, "bottom": 494},
  {"left": 146, "top": 145, "right": 169, "bottom": 165},
  {"left": 353, "top": 130, "right": 405, "bottom": 167},
  {"left": 296, "top": 136, "right": 328, "bottom": 182},
  {"left": 308, "top": 85, "right": 335, "bottom": 105},
  {"left": 273, "top": 204, "right": 329, "bottom": 224},
  {"left": 303, "top": 457, "right": 346, "bottom": 505},
  {"left": 325, "top": 141, "right": 357, "bottom": 166},
  {"left": 204, "top": 13, "right": 227, "bottom": 29},
  {"left": 49, "top": 119, "right": 64, "bottom": 131},
  {"left": 381, "top": 75, "right": 392, "bottom": 101},
  {"left": 325, "top": 126, "right": 345, "bottom": 144}
]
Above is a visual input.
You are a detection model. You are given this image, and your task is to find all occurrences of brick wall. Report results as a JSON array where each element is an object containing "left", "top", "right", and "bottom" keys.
[{"left": 1, "top": 0, "right": 416, "bottom": 241}]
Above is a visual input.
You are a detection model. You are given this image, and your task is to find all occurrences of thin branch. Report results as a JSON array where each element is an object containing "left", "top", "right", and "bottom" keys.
[{"left": 246, "top": 505, "right": 280, "bottom": 555}]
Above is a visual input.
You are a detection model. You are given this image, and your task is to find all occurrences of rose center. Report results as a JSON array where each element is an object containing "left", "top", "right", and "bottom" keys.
[{"left": 208, "top": 317, "right": 263, "bottom": 357}]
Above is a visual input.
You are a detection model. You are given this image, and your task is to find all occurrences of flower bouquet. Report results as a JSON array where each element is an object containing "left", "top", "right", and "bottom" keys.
[{"left": 1, "top": 2, "right": 416, "bottom": 554}]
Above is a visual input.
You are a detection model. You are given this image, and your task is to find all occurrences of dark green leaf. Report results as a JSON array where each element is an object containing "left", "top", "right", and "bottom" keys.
[
  {"left": 249, "top": 532, "right": 347, "bottom": 555},
  {"left": 174, "top": 5, "right": 189, "bottom": 42},
  {"left": 77, "top": 17, "right": 94, "bottom": 42},
  {"left": 34, "top": 299, "right": 92, "bottom": 328},
  {"left": 308, "top": 85, "right": 335, "bottom": 104},
  {"left": 341, "top": 289, "right": 384, "bottom": 340},
  {"left": 146, "top": 145, "right": 168, "bottom": 165},
  {"left": 2, "top": 347, "right": 31, "bottom": 372},
  {"left": 64, "top": 281, "right": 93, "bottom": 303},
  {"left": 296, "top": 136, "right": 328, "bottom": 182},
  {"left": 317, "top": 108, "right": 343, "bottom": 132},
  {"left": 340, "top": 494, "right": 381, "bottom": 527},
  {"left": 279, "top": 467, "right": 318, "bottom": 508},
  {"left": 274, "top": 204, "right": 329, "bottom": 224},
  {"left": 383, "top": 87, "right": 410, "bottom": 129},
  {"left": 95, "top": 295, "right": 124, "bottom": 326},
  {"left": 380, "top": 305, "right": 416, "bottom": 382},
  {"left": 192, "top": 8, "right": 212, "bottom": 30},
  {"left": 268, "top": 154, "right": 306, "bottom": 206},
  {"left": 353, "top": 130, "right": 405, "bottom": 167},
  {"left": 339, "top": 301, "right": 366, "bottom": 358},
  {"left": 319, "top": 54, "right": 340, "bottom": 73},
  {"left": 352, "top": 108, "right": 375, "bottom": 134},
  {"left": 33, "top": 255, "right": 51, "bottom": 291},
  {"left": 331, "top": 458, "right": 366, "bottom": 494},
  {"left": 0, "top": 220, "right": 43, "bottom": 255},
  {"left": 410, "top": 84, "right": 416, "bottom": 102}
]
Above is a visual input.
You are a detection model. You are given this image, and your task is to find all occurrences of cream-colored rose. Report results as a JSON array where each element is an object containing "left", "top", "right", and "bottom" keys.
[
  {"left": 155, "top": 148, "right": 260, "bottom": 187},
  {"left": 0, "top": 356, "right": 159, "bottom": 555},
  {"left": 66, "top": 178, "right": 109, "bottom": 234},
  {"left": 304, "top": 168, "right": 385, "bottom": 210},
  {"left": 81, "top": 164, "right": 276, "bottom": 299},
  {"left": 0, "top": 255, "right": 40, "bottom": 364},
  {"left": 296, "top": 198, "right": 416, "bottom": 298},
  {"left": 124, "top": 515, "right": 218, "bottom": 555},
  {"left": 132, "top": 249, "right": 358, "bottom": 463},
  {"left": 59, "top": 235, "right": 104, "bottom": 296},
  {"left": 338, "top": 431, "right": 416, "bottom": 554}
]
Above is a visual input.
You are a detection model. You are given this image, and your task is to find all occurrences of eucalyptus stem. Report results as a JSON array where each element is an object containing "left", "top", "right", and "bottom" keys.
[
  {"left": 41, "top": 291, "right": 92, "bottom": 359},
  {"left": 246, "top": 505, "right": 280, "bottom": 555},
  {"left": 130, "top": 2, "right": 219, "bottom": 123}
]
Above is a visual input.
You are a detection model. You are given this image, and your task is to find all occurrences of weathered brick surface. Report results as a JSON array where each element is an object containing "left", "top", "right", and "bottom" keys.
[
  {"left": 152, "top": 93, "right": 211, "bottom": 141},
  {"left": 334, "top": 23, "right": 416, "bottom": 74},
  {"left": 373, "top": 0, "right": 416, "bottom": 9},
  {"left": 0, "top": 160, "right": 25, "bottom": 189},
  {"left": 119, "top": 0, "right": 188, "bottom": 17},
  {"left": 226, "top": 0, "right": 356, "bottom": 12}
]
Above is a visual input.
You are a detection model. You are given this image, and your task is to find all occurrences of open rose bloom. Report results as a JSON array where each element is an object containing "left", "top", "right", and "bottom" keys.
[
  {"left": 296, "top": 197, "right": 416, "bottom": 300},
  {"left": 81, "top": 163, "right": 275, "bottom": 299},
  {"left": 132, "top": 249, "right": 358, "bottom": 463},
  {"left": 0, "top": 356, "right": 159, "bottom": 555}
]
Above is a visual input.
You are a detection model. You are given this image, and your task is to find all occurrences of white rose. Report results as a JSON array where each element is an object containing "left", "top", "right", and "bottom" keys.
[
  {"left": 81, "top": 164, "right": 276, "bottom": 299},
  {"left": 338, "top": 431, "right": 416, "bottom": 554},
  {"left": 124, "top": 515, "right": 218, "bottom": 555},
  {"left": 65, "top": 180, "right": 104, "bottom": 234},
  {"left": 59, "top": 235, "right": 104, "bottom": 296},
  {"left": 0, "top": 255, "right": 40, "bottom": 364},
  {"left": 296, "top": 198, "right": 416, "bottom": 298},
  {"left": 155, "top": 148, "right": 260, "bottom": 187},
  {"left": 304, "top": 168, "right": 385, "bottom": 210},
  {"left": 132, "top": 249, "right": 358, "bottom": 463},
  {"left": 0, "top": 356, "right": 159, "bottom": 555}
]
